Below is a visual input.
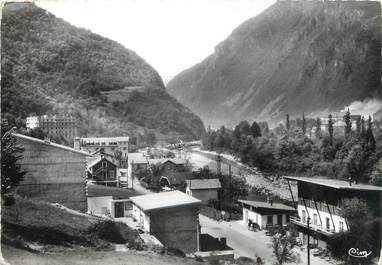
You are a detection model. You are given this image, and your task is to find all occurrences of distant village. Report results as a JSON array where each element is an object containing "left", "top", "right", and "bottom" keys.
[{"left": 2, "top": 111, "right": 381, "bottom": 264}]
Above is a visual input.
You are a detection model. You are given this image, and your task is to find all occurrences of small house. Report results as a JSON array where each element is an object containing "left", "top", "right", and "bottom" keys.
[
  {"left": 87, "top": 155, "right": 118, "bottom": 187},
  {"left": 130, "top": 191, "right": 201, "bottom": 253},
  {"left": 239, "top": 200, "right": 295, "bottom": 230},
  {"left": 185, "top": 178, "right": 221, "bottom": 204}
]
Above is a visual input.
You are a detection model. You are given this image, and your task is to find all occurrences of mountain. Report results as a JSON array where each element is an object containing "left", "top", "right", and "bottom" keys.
[
  {"left": 167, "top": 1, "right": 381, "bottom": 128},
  {"left": 1, "top": 2, "right": 205, "bottom": 141}
]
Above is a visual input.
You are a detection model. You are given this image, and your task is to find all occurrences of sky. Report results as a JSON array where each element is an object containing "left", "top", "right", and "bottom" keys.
[{"left": 36, "top": 0, "right": 276, "bottom": 83}]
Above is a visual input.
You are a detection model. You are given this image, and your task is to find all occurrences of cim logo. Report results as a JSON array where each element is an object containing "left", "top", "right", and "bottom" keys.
[{"left": 348, "top": 248, "right": 372, "bottom": 258}]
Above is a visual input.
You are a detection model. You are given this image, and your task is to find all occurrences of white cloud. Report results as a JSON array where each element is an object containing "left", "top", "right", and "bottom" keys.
[{"left": 36, "top": 0, "right": 275, "bottom": 83}]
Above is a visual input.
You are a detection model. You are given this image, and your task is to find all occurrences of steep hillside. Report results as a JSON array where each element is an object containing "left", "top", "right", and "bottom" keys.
[
  {"left": 167, "top": 1, "right": 381, "bottom": 127},
  {"left": 1, "top": 2, "right": 205, "bottom": 141}
]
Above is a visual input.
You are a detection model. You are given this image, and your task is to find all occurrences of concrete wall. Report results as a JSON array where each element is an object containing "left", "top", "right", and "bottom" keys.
[
  {"left": 132, "top": 204, "right": 150, "bottom": 231},
  {"left": 189, "top": 189, "right": 218, "bottom": 204},
  {"left": 16, "top": 137, "right": 87, "bottom": 212},
  {"left": 87, "top": 196, "right": 112, "bottom": 216},
  {"left": 150, "top": 206, "right": 199, "bottom": 253}
]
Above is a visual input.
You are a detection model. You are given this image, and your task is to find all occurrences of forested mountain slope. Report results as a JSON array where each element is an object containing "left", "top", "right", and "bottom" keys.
[
  {"left": 167, "top": 1, "right": 381, "bottom": 127},
  {"left": 1, "top": 2, "right": 205, "bottom": 141}
]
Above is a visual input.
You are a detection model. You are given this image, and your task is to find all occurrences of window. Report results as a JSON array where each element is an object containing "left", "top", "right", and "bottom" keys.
[
  {"left": 339, "top": 221, "right": 344, "bottom": 232},
  {"left": 102, "top": 161, "right": 107, "bottom": 169},
  {"left": 326, "top": 217, "right": 330, "bottom": 231},
  {"left": 277, "top": 215, "right": 282, "bottom": 225},
  {"left": 313, "top": 214, "right": 317, "bottom": 225},
  {"left": 267, "top": 216, "right": 273, "bottom": 225},
  {"left": 302, "top": 210, "right": 306, "bottom": 223}
]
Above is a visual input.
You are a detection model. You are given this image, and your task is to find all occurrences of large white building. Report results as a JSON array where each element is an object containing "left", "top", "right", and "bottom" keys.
[
  {"left": 284, "top": 176, "right": 382, "bottom": 248},
  {"left": 74, "top": 136, "right": 129, "bottom": 158}
]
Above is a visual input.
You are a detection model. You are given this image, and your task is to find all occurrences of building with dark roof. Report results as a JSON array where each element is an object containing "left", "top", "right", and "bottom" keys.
[
  {"left": 238, "top": 200, "right": 296, "bottom": 230},
  {"left": 284, "top": 176, "right": 382, "bottom": 248},
  {"left": 185, "top": 178, "right": 222, "bottom": 204}
]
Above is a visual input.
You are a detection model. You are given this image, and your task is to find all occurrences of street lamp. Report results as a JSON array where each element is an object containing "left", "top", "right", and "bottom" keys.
[{"left": 307, "top": 216, "right": 311, "bottom": 265}]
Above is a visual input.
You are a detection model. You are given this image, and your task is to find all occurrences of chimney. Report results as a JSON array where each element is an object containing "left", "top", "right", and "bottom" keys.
[{"left": 74, "top": 137, "right": 81, "bottom": 150}]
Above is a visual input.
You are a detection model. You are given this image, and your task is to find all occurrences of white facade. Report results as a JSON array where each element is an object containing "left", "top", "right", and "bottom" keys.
[
  {"left": 132, "top": 204, "right": 151, "bottom": 232},
  {"left": 296, "top": 204, "right": 348, "bottom": 233},
  {"left": 242, "top": 208, "right": 289, "bottom": 229},
  {"left": 87, "top": 196, "right": 131, "bottom": 218},
  {"left": 87, "top": 196, "right": 113, "bottom": 216},
  {"left": 26, "top": 116, "right": 40, "bottom": 129}
]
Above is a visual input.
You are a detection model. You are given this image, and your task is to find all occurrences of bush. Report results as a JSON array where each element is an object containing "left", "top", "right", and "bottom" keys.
[{"left": 89, "top": 220, "right": 129, "bottom": 244}]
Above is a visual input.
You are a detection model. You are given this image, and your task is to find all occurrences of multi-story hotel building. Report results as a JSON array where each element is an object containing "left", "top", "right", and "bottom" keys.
[
  {"left": 284, "top": 176, "right": 382, "bottom": 248},
  {"left": 26, "top": 115, "right": 78, "bottom": 141}
]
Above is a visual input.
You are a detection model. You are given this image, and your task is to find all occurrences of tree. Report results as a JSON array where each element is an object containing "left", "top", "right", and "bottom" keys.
[
  {"left": 366, "top": 115, "right": 376, "bottom": 151},
  {"left": 286, "top": 114, "right": 290, "bottom": 131},
  {"left": 328, "top": 114, "right": 334, "bottom": 145},
  {"left": 1, "top": 130, "right": 26, "bottom": 200},
  {"left": 315, "top": 117, "right": 321, "bottom": 138},
  {"left": 271, "top": 233, "right": 298, "bottom": 265},
  {"left": 114, "top": 149, "right": 122, "bottom": 167},
  {"left": 361, "top": 116, "right": 366, "bottom": 137},
  {"left": 250, "top": 121, "right": 262, "bottom": 138},
  {"left": 344, "top": 109, "right": 352, "bottom": 136},
  {"left": 302, "top": 112, "right": 306, "bottom": 135},
  {"left": 238, "top": 121, "right": 251, "bottom": 136},
  {"left": 329, "top": 198, "right": 379, "bottom": 261}
]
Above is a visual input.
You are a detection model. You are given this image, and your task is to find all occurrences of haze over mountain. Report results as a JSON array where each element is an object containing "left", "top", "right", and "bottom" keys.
[
  {"left": 167, "top": 1, "right": 381, "bottom": 128},
  {"left": 1, "top": 2, "right": 205, "bottom": 141}
]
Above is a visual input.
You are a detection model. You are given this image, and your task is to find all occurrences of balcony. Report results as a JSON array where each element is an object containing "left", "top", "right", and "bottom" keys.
[{"left": 289, "top": 216, "right": 335, "bottom": 237}]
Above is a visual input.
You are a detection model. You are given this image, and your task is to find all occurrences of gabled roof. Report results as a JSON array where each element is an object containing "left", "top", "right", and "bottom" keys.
[
  {"left": 185, "top": 178, "right": 222, "bottom": 190},
  {"left": 284, "top": 176, "right": 382, "bottom": 192},
  {"left": 238, "top": 200, "right": 295, "bottom": 212},
  {"left": 130, "top": 191, "right": 201, "bottom": 212},
  {"left": 13, "top": 133, "right": 91, "bottom": 156},
  {"left": 129, "top": 153, "right": 148, "bottom": 164},
  {"left": 87, "top": 156, "right": 118, "bottom": 169}
]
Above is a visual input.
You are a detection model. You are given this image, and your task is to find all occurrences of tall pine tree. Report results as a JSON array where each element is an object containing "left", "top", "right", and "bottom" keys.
[
  {"left": 344, "top": 109, "right": 352, "bottom": 136},
  {"left": 315, "top": 117, "right": 321, "bottom": 138},
  {"left": 302, "top": 112, "right": 306, "bottom": 135},
  {"left": 328, "top": 114, "right": 334, "bottom": 145},
  {"left": 286, "top": 114, "right": 290, "bottom": 131}
]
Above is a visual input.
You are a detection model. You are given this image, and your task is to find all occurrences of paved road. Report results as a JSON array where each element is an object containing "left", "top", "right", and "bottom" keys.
[
  {"left": 200, "top": 215, "right": 336, "bottom": 265},
  {"left": 199, "top": 214, "right": 275, "bottom": 263}
]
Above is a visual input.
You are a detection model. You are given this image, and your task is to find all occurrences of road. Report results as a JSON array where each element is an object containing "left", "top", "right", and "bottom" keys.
[
  {"left": 199, "top": 214, "right": 275, "bottom": 264},
  {"left": 200, "top": 215, "right": 337, "bottom": 265}
]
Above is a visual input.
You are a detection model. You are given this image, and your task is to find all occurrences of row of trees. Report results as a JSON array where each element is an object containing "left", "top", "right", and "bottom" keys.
[{"left": 201, "top": 113, "right": 381, "bottom": 185}]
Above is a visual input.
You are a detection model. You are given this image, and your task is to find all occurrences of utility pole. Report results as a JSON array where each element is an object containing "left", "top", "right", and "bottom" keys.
[
  {"left": 131, "top": 160, "right": 134, "bottom": 190},
  {"left": 307, "top": 217, "right": 311, "bottom": 265},
  {"left": 229, "top": 163, "right": 232, "bottom": 221}
]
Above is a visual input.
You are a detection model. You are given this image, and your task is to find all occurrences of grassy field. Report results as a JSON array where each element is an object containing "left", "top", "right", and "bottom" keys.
[{"left": 1, "top": 245, "right": 201, "bottom": 265}]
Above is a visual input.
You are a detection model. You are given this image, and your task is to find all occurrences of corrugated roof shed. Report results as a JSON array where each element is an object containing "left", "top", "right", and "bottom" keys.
[
  {"left": 185, "top": 178, "right": 221, "bottom": 190},
  {"left": 130, "top": 190, "right": 201, "bottom": 212}
]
